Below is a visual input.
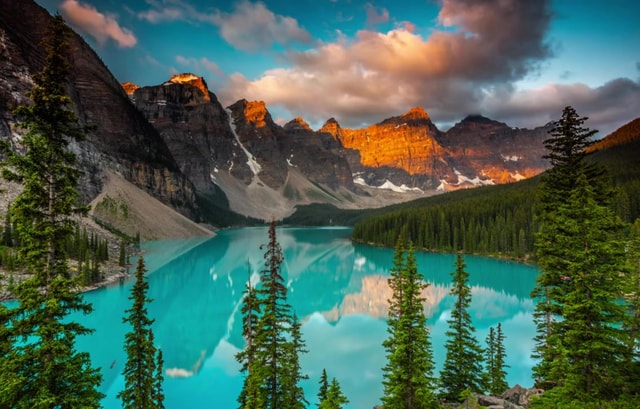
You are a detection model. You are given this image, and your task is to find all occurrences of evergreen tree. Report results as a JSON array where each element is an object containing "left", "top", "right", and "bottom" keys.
[
  {"left": 153, "top": 347, "right": 165, "bottom": 409},
  {"left": 484, "top": 323, "right": 509, "bottom": 395},
  {"left": 237, "top": 261, "right": 262, "bottom": 409},
  {"left": 282, "top": 313, "right": 309, "bottom": 409},
  {"left": 319, "top": 377, "right": 349, "bottom": 409},
  {"left": 236, "top": 220, "right": 307, "bottom": 409},
  {"left": 118, "top": 256, "right": 162, "bottom": 408},
  {"left": 548, "top": 174, "right": 628, "bottom": 401},
  {"left": 623, "top": 218, "right": 640, "bottom": 388},
  {"left": 530, "top": 107, "right": 625, "bottom": 395},
  {"left": 0, "top": 14, "right": 103, "bottom": 408},
  {"left": 2, "top": 210, "right": 12, "bottom": 246},
  {"left": 317, "top": 368, "right": 329, "bottom": 408},
  {"left": 439, "top": 253, "right": 485, "bottom": 402},
  {"left": 119, "top": 240, "right": 126, "bottom": 267},
  {"left": 382, "top": 237, "right": 438, "bottom": 409}
]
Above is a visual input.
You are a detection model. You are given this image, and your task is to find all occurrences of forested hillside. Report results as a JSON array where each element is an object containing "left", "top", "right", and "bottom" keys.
[{"left": 348, "top": 116, "right": 640, "bottom": 258}]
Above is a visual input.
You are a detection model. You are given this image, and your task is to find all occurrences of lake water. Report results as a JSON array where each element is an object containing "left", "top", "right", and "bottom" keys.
[{"left": 64, "top": 227, "right": 537, "bottom": 408}]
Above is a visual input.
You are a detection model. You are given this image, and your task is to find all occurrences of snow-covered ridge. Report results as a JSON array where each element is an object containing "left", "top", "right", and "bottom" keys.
[
  {"left": 354, "top": 173, "right": 424, "bottom": 193},
  {"left": 437, "top": 168, "right": 495, "bottom": 191}
]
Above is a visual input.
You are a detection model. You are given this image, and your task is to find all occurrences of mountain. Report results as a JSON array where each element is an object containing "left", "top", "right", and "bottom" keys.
[
  {"left": 440, "top": 115, "right": 550, "bottom": 185},
  {"left": 0, "top": 0, "right": 196, "bottom": 221},
  {"left": 320, "top": 108, "right": 552, "bottom": 192},
  {"left": 1, "top": 1, "right": 562, "bottom": 227}
]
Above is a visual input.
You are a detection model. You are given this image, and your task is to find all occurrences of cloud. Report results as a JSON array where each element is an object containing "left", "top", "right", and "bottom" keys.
[
  {"left": 176, "top": 56, "right": 224, "bottom": 77},
  {"left": 484, "top": 78, "right": 640, "bottom": 137},
  {"left": 60, "top": 0, "right": 137, "bottom": 48},
  {"left": 365, "top": 3, "right": 390, "bottom": 27},
  {"left": 137, "top": 0, "right": 205, "bottom": 24},
  {"left": 218, "top": 0, "right": 555, "bottom": 128},
  {"left": 138, "top": 0, "right": 312, "bottom": 51},
  {"left": 210, "top": 1, "right": 313, "bottom": 51}
]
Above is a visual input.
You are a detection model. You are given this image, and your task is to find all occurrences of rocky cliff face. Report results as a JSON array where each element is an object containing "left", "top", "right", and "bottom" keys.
[
  {"left": 0, "top": 0, "right": 196, "bottom": 216},
  {"left": 321, "top": 109, "right": 551, "bottom": 191},
  {"left": 226, "top": 99, "right": 289, "bottom": 188},
  {"left": 323, "top": 107, "right": 453, "bottom": 190},
  {"left": 127, "top": 76, "right": 251, "bottom": 193},
  {"left": 441, "top": 115, "right": 551, "bottom": 185},
  {"left": 281, "top": 117, "right": 354, "bottom": 190}
]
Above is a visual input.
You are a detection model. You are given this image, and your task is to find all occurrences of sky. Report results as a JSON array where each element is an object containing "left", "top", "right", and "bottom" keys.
[{"left": 35, "top": 0, "right": 640, "bottom": 136}]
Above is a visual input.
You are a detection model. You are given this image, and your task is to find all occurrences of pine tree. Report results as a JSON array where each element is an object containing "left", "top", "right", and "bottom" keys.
[
  {"left": 531, "top": 106, "right": 607, "bottom": 388},
  {"left": 0, "top": 14, "right": 102, "bottom": 408},
  {"left": 484, "top": 324, "right": 509, "bottom": 395},
  {"left": 319, "top": 377, "right": 349, "bottom": 409},
  {"left": 2, "top": 210, "right": 12, "bottom": 246},
  {"left": 118, "top": 256, "right": 161, "bottom": 408},
  {"left": 623, "top": 218, "right": 640, "bottom": 388},
  {"left": 382, "top": 237, "right": 438, "bottom": 409},
  {"left": 317, "top": 368, "right": 329, "bottom": 408},
  {"left": 282, "top": 313, "right": 309, "bottom": 409},
  {"left": 237, "top": 260, "right": 263, "bottom": 409},
  {"left": 439, "top": 253, "right": 485, "bottom": 402},
  {"left": 119, "top": 240, "right": 126, "bottom": 267},
  {"left": 552, "top": 174, "right": 628, "bottom": 400},
  {"left": 153, "top": 347, "right": 165, "bottom": 409},
  {"left": 236, "top": 220, "right": 307, "bottom": 409}
]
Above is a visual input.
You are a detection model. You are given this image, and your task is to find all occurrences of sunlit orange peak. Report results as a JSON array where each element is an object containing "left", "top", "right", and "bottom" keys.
[
  {"left": 168, "top": 73, "right": 211, "bottom": 100},
  {"left": 121, "top": 81, "right": 140, "bottom": 95},
  {"left": 402, "top": 107, "right": 430, "bottom": 119}
]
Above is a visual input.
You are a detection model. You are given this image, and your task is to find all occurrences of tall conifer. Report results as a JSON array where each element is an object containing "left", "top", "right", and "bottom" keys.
[
  {"left": 0, "top": 14, "right": 102, "bottom": 408},
  {"left": 382, "top": 237, "right": 438, "bottom": 408},
  {"left": 439, "top": 253, "right": 484, "bottom": 402},
  {"left": 550, "top": 174, "right": 628, "bottom": 400},
  {"left": 530, "top": 107, "right": 623, "bottom": 394},
  {"left": 118, "top": 256, "right": 162, "bottom": 408},
  {"left": 236, "top": 220, "right": 307, "bottom": 409},
  {"left": 484, "top": 323, "right": 509, "bottom": 395},
  {"left": 319, "top": 377, "right": 349, "bottom": 409},
  {"left": 317, "top": 368, "right": 329, "bottom": 408}
]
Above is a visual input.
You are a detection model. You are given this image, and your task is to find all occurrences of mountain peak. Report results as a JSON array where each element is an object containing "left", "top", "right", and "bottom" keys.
[
  {"left": 228, "top": 99, "right": 273, "bottom": 128},
  {"left": 319, "top": 118, "right": 343, "bottom": 137},
  {"left": 284, "top": 117, "right": 312, "bottom": 131},
  {"left": 121, "top": 81, "right": 140, "bottom": 95},
  {"left": 460, "top": 114, "right": 504, "bottom": 126},
  {"left": 166, "top": 73, "right": 210, "bottom": 100},
  {"left": 402, "top": 107, "right": 430, "bottom": 120}
]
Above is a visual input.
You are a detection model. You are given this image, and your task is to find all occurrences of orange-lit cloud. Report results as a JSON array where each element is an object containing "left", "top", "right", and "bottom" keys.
[{"left": 60, "top": 0, "right": 137, "bottom": 48}]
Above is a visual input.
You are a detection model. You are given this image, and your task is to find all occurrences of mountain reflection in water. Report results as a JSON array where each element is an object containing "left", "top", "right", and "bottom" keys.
[{"left": 69, "top": 227, "right": 538, "bottom": 409}]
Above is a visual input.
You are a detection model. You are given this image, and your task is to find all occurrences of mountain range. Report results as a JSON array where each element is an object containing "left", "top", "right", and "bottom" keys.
[{"left": 1, "top": 0, "right": 629, "bottom": 233}]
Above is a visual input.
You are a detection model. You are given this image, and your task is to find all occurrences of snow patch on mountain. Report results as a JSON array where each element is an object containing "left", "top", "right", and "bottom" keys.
[
  {"left": 502, "top": 154, "right": 522, "bottom": 162},
  {"left": 354, "top": 174, "right": 424, "bottom": 193}
]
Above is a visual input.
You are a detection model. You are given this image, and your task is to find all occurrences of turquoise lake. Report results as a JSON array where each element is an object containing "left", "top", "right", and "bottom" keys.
[{"left": 67, "top": 227, "right": 538, "bottom": 408}]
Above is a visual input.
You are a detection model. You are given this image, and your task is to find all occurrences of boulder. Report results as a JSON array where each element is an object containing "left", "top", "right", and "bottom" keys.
[{"left": 502, "top": 384, "right": 543, "bottom": 406}]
